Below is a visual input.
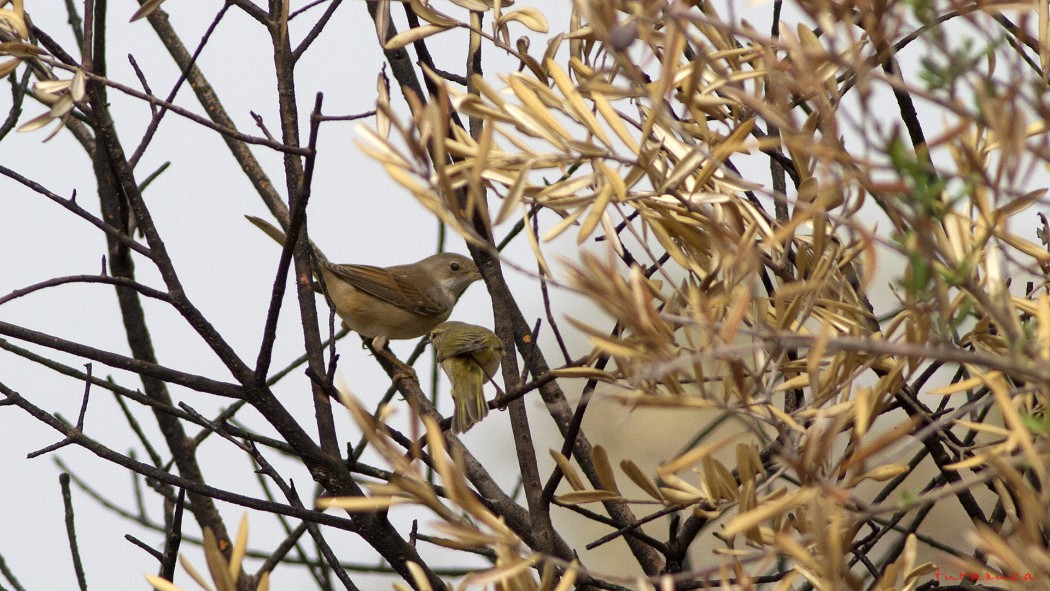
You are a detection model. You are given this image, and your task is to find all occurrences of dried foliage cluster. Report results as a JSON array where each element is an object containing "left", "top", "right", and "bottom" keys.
[{"left": 3, "top": 0, "right": 1050, "bottom": 589}]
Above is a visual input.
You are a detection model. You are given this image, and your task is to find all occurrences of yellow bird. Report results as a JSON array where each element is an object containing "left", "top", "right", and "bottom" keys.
[{"left": 429, "top": 321, "right": 504, "bottom": 433}]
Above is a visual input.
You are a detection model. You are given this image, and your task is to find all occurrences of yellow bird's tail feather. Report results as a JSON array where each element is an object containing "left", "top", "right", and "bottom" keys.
[{"left": 449, "top": 359, "right": 489, "bottom": 433}]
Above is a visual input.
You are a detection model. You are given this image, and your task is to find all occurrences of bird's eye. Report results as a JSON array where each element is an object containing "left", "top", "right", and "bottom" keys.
[{"left": 450, "top": 262, "right": 460, "bottom": 272}]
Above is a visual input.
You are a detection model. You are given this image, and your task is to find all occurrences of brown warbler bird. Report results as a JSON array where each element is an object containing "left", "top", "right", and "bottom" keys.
[
  {"left": 246, "top": 215, "right": 481, "bottom": 344},
  {"left": 429, "top": 321, "right": 504, "bottom": 433}
]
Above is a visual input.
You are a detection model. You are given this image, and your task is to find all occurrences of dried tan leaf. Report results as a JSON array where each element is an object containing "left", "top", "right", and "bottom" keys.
[
  {"left": 373, "top": 0, "right": 390, "bottom": 41},
  {"left": 550, "top": 365, "right": 613, "bottom": 380},
  {"left": 723, "top": 488, "right": 817, "bottom": 538},
  {"left": 595, "top": 160, "right": 626, "bottom": 201},
  {"left": 658, "top": 487, "right": 705, "bottom": 505},
  {"left": 847, "top": 464, "right": 909, "bottom": 487},
  {"left": 944, "top": 451, "right": 996, "bottom": 471},
  {"left": 1040, "top": 293, "right": 1050, "bottom": 361},
  {"left": 599, "top": 209, "right": 623, "bottom": 257},
  {"left": 774, "top": 373, "right": 809, "bottom": 392},
  {"left": 316, "top": 495, "right": 407, "bottom": 511},
  {"left": 384, "top": 24, "right": 453, "bottom": 51},
  {"left": 592, "top": 90, "right": 638, "bottom": 152},
  {"left": 981, "top": 370, "right": 1045, "bottom": 480},
  {"left": 972, "top": 525, "right": 1026, "bottom": 576},
  {"left": 449, "top": 0, "right": 491, "bottom": 10},
  {"left": 549, "top": 449, "right": 586, "bottom": 491},
  {"left": 592, "top": 445, "right": 620, "bottom": 494},
  {"left": 228, "top": 514, "right": 248, "bottom": 581},
  {"left": 523, "top": 208, "right": 553, "bottom": 276},
  {"left": 620, "top": 459, "right": 664, "bottom": 501},
  {"left": 660, "top": 472, "right": 705, "bottom": 499},
  {"left": 450, "top": 95, "right": 516, "bottom": 123},
  {"left": 837, "top": 417, "right": 918, "bottom": 474},
  {"left": 355, "top": 125, "right": 413, "bottom": 167},
  {"left": 423, "top": 415, "right": 459, "bottom": 496},
  {"left": 661, "top": 145, "right": 707, "bottom": 193},
  {"left": 552, "top": 561, "right": 578, "bottom": 591},
  {"left": 702, "top": 456, "right": 738, "bottom": 501},
  {"left": 998, "top": 229, "right": 1050, "bottom": 264},
  {"left": 577, "top": 184, "right": 612, "bottom": 244},
  {"left": 927, "top": 374, "right": 991, "bottom": 396},
  {"left": 70, "top": 69, "right": 86, "bottom": 102},
  {"left": 376, "top": 72, "right": 391, "bottom": 140},
  {"left": 179, "top": 552, "right": 215, "bottom": 591},
  {"left": 762, "top": 404, "right": 806, "bottom": 433},
  {"left": 130, "top": 0, "right": 166, "bottom": 22},
  {"left": 433, "top": 520, "right": 511, "bottom": 547},
  {"left": 498, "top": 7, "right": 549, "bottom": 33},
  {"left": 737, "top": 480, "right": 762, "bottom": 544},
  {"left": 465, "top": 554, "right": 541, "bottom": 586},
  {"left": 17, "top": 109, "right": 58, "bottom": 133},
  {"left": 494, "top": 158, "right": 534, "bottom": 225},
  {"left": 202, "top": 527, "right": 235, "bottom": 591},
  {"left": 0, "top": 7, "right": 29, "bottom": 39},
  {"left": 469, "top": 73, "right": 506, "bottom": 107},
  {"left": 536, "top": 173, "right": 596, "bottom": 201},
  {"left": 0, "top": 41, "right": 38, "bottom": 57},
  {"left": 904, "top": 562, "right": 937, "bottom": 582},
  {"left": 0, "top": 57, "right": 19, "bottom": 77},
  {"left": 406, "top": 561, "right": 434, "bottom": 591},
  {"left": 854, "top": 386, "right": 873, "bottom": 437},
  {"left": 547, "top": 59, "right": 613, "bottom": 147},
  {"left": 1040, "top": 0, "right": 1049, "bottom": 79},
  {"left": 505, "top": 103, "right": 569, "bottom": 146},
  {"left": 556, "top": 489, "right": 624, "bottom": 504},
  {"left": 383, "top": 163, "right": 429, "bottom": 196},
  {"left": 774, "top": 530, "right": 822, "bottom": 573},
  {"left": 508, "top": 75, "right": 573, "bottom": 141},
  {"left": 144, "top": 574, "right": 181, "bottom": 591},
  {"left": 735, "top": 443, "right": 765, "bottom": 485},
  {"left": 409, "top": 0, "right": 460, "bottom": 27},
  {"left": 658, "top": 435, "right": 736, "bottom": 475},
  {"left": 541, "top": 205, "right": 586, "bottom": 242}
]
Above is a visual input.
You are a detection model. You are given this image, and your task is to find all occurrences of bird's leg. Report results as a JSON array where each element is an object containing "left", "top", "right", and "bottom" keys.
[
  {"left": 370, "top": 339, "right": 418, "bottom": 384},
  {"left": 472, "top": 356, "right": 505, "bottom": 398},
  {"left": 484, "top": 373, "right": 505, "bottom": 398},
  {"left": 383, "top": 352, "right": 418, "bottom": 385}
]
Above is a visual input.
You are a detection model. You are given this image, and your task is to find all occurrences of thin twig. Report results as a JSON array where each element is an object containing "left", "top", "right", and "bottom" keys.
[{"left": 59, "top": 474, "right": 88, "bottom": 591}]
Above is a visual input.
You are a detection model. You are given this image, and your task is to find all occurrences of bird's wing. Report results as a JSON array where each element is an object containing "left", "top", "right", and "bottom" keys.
[
  {"left": 321, "top": 262, "right": 448, "bottom": 316},
  {"left": 438, "top": 339, "right": 502, "bottom": 379},
  {"left": 459, "top": 336, "right": 497, "bottom": 356},
  {"left": 433, "top": 333, "right": 488, "bottom": 361}
]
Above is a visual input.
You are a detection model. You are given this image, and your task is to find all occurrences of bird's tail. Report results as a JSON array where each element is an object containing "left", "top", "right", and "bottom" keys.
[
  {"left": 451, "top": 364, "right": 489, "bottom": 434},
  {"left": 245, "top": 215, "right": 289, "bottom": 245},
  {"left": 245, "top": 215, "right": 328, "bottom": 262}
]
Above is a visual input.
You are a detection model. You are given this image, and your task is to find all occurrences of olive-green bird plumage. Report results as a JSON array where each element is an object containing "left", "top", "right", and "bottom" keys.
[{"left": 429, "top": 321, "right": 503, "bottom": 433}]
